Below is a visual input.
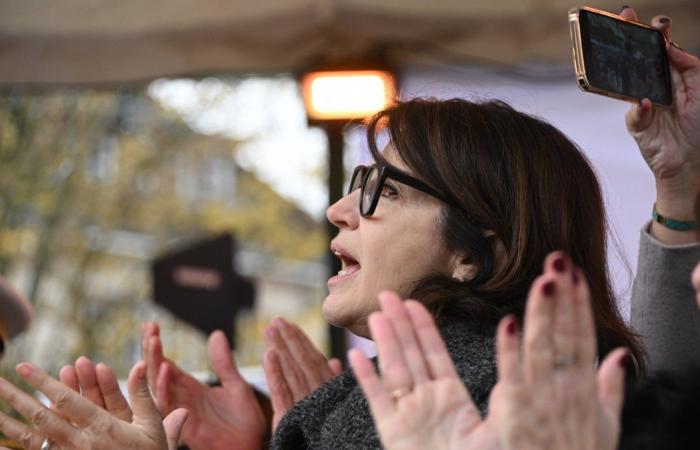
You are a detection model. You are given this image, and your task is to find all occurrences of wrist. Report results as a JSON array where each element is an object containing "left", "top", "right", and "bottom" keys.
[{"left": 655, "top": 178, "right": 700, "bottom": 220}]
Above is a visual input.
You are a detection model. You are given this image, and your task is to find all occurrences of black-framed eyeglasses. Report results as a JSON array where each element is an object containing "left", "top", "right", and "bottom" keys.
[{"left": 348, "top": 163, "right": 457, "bottom": 217}]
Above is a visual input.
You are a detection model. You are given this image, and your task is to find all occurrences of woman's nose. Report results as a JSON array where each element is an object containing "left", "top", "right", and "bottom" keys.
[{"left": 326, "top": 191, "right": 360, "bottom": 230}]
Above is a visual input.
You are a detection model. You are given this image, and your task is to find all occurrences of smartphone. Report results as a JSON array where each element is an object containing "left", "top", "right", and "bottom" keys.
[{"left": 569, "top": 6, "right": 673, "bottom": 106}]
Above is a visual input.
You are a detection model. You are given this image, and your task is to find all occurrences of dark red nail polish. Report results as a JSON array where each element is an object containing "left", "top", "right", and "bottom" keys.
[
  {"left": 506, "top": 319, "right": 517, "bottom": 335},
  {"left": 572, "top": 270, "right": 579, "bottom": 284},
  {"left": 659, "top": 17, "right": 670, "bottom": 24},
  {"left": 543, "top": 281, "right": 556, "bottom": 297},
  {"left": 553, "top": 257, "right": 566, "bottom": 273}
]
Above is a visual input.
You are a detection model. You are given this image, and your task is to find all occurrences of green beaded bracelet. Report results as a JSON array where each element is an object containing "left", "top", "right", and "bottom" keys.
[{"left": 652, "top": 204, "right": 698, "bottom": 231}]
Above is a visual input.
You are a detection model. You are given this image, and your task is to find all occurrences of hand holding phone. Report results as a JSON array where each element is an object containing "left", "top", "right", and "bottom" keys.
[{"left": 569, "top": 6, "right": 673, "bottom": 106}]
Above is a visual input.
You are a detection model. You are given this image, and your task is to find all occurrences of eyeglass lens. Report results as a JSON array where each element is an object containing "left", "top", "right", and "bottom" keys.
[{"left": 361, "top": 166, "right": 380, "bottom": 216}]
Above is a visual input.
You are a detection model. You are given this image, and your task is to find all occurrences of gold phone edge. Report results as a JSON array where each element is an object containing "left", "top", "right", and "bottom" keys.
[{"left": 567, "top": 5, "right": 673, "bottom": 108}]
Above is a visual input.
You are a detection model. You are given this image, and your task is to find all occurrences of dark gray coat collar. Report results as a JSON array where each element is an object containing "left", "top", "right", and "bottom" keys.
[{"left": 272, "top": 319, "right": 497, "bottom": 450}]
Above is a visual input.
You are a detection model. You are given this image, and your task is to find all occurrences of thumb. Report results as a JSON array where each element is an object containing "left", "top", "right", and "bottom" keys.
[
  {"left": 127, "top": 361, "right": 163, "bottom": 431},
  {"left": 163, "top": 408, "right": 188, "bottom": 450},
  {"left": 597, "top": 348, "right": 628, "bottom": 417},
  {"left": 207, "top": 330, "right": 244, "bottom": 388}
]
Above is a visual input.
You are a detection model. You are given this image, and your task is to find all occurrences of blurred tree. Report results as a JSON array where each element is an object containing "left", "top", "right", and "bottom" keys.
[{"left": 0, "top": 86, "right": 326, "bottom": 382}]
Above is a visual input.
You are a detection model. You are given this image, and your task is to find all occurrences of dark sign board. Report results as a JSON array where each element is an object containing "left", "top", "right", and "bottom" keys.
[{"left": 151, "top": 233, "right": 254, "bottom": 348}]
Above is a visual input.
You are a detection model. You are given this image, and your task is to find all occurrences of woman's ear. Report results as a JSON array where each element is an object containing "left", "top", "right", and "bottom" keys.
[
  {"left": 450, "top": 230, "right": 507, "bottom": 282},
  {"left": 451, "top": 262, "right": 478, "bottom": 283}
]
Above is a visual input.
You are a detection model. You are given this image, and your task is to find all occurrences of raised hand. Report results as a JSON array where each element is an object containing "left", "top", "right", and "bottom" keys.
[
  {"left": 262, "top": 317, "right": 342, "bottom": 430},
  {"left": 58, "top": 357, "right": 133, "bottom": 422},
  {"left": 141, "top": 323, "right": 266, "bottom": 450},
  {"left": 620, "top": 7, "right": 700, "bottom": 243},
  {"left": 349, "top": 291, "right": 498, "bottom": 450},
  {"left": 351, "top": 252, "right": 629, "bottom": 450},
  {"left": 0, "top": 361, "right": 187, "bottom": 450},
  {"left": 491, "top": 252, "right": 627, "bottom": 450}
]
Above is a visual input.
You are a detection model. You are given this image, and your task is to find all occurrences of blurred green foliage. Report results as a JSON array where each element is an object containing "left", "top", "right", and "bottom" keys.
[{"left": 0, "top": 86, "right": 326, "bottom": 393}]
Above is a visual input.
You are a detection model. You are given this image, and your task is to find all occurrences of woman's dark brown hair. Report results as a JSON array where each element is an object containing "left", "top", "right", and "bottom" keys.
[{"left": 366, "top": 98, "right": 645, "bottom": 374}]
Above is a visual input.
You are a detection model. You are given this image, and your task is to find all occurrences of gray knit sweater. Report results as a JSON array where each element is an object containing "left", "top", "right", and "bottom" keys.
[
  {"left": 271, "top": 319, "right": 497, "bottom": 450},
  {"left": 631, "top": 227, "right": 700, "bottom": 374}
]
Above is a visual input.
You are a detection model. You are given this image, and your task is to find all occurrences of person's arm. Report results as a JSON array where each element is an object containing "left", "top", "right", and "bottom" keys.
[
  {"left": 632, "top": 229, "right": 700, "bottom": 373},
  {"left": 618, "top": 7, "right": 700, "bottom": 373}
]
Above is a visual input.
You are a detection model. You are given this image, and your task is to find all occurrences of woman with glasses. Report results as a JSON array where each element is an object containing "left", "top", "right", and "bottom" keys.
[{"left": 0, "top": 98, "right": 645, "bottom": 450}]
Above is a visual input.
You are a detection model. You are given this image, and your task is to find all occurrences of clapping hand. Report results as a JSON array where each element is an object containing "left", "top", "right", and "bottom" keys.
[
  {"left": 141, "top": 323, "right": 266, "bottom": 450},
  {"left": 263, "top": 317, "right": 342, "bottom": 430},
  {"left": 0, "top": 361, "right": 187, "bottom": 450},
  {"left": 351, "top": 252, "right": 629, "bottom": 450}
]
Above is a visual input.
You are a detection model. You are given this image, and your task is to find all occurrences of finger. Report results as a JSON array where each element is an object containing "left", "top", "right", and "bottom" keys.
[
  {"left": 597, "top": 348, "right": 628, "bottom": 418},
  {"left": 95, "top": 363, "right": 133, "bottom": 422},
  {"left": 75, "top": 357, "right": 106, "bottom": 409},
  {"left": 289, "top": 321, "right": 336, "bottom": 383},
  {"left": 327, "top": 358, "right": 343, "bottom": 377},
  {"left": 349, "top": 348, "right": 394, "bottom": 419},
  {"left": 618, "top": 6, "right": 638, "bottom": 22},
  {"left": 263, "top": 349, "right": 295, "bottom": 430},
  {"left": 572, "top": 268, "right": 597, "bottom": 367},
  {"left": 263, "top": 325, "right": 309, "bottom": 401},
  {"left": 162, "top": 408, "right": 188, "bottom": 450},
  {"left": 668, "top": 43, "right": 700, "bottom": 72},
  {"left": 496, "top": 315, "right": 522, "bottom": 385},
  {"left": 626, "top": 98, "right": 654, "bottom": 133},
  {"left": 58, "top": 365, "right": 80, "bottom": 393},
  {"left": 15, "top": 363, "right": 108, "bottom": 430},
  {"left": 4, "top": 367, "right": 84, "bottom": 444},
  {"left": 378, "top": 292, "right": 429, "bottom": 383},
  {"left": 207, "top": 330, "right": 245, "bottom": 388},
  {"left": 146, "top": 335, "right": 165, "bottom": 397},
  {"left": 54, "top": 365, "right": 79, "bottom": 419},
  {"left": 128, "top": 361, "right": 162, "bottom": 432},
  {"left": 368, "top": 312, "right": 414, "bottom": 392},
  {"left": 546, "top": 253, "right": 578, "bottom": 369},
  {"left": 141, "top": 322, "right": 162, "bottom": 390},
  {"left": 522, "top": 274, "right": 556, "bottom": 384},
  {"left": 155, "top": 362, "right": 176, "bottom": 415},
  {"left": 403, "top": 299, "right": 458, "bottom": 380},
  {"left": 0, "top": 409, "right": 46, "bottom": 450},
  {"left": 272, "top": 318, "right": 333, "bottom": 389},
  {"left": 650, "top": 15, "right": 671, "bottom": 41}
]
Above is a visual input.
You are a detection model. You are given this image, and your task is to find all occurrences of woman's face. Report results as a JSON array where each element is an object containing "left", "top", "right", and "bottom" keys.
[{"left": 324, "top": 147, "right": 459, "bottom": 337}]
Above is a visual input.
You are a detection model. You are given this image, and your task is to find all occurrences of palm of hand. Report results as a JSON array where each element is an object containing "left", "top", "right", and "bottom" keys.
[
  {"left": 490, "top": 371, "right": 620, "bottom": 450},
  {"left": 174, "top": 374, "right": 266, "bottom": 450},
  {"left": 375, "top": 379, "right": 484, "bottom": 450}
]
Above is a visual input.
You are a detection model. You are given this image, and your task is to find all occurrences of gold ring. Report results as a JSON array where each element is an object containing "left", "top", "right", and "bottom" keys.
[{"left": 391, "top": 387, "right": 411, "bottom": 400}]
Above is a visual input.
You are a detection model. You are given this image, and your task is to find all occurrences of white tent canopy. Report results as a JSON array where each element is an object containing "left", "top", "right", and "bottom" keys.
[{"left": 1, "top": 0, "right": 698, "bottom": 86}]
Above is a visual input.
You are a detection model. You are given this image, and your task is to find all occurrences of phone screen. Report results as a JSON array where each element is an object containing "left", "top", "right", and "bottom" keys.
[{"left": 579, "top": 9, "right": 672, "bottom": 105}]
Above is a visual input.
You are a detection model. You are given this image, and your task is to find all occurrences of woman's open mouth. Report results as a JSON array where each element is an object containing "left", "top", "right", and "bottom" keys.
[{"left": 328, "top": 243, "right": 361, "bottom": 286}]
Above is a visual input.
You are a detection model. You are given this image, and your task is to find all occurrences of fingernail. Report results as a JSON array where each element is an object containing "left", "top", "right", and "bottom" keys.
[
  {"left": 553, "top": 256, "right": 567, "bottom": 273},
  {"left": 572, "top": 270, "right": 579, "bottom": 284},
  {"left": 670, "top": 41, "right": 684, "bottom": 51},
  {"left": 659, "top": 16, "right": 670, "bottom": 24},
  {"left": 619, "top": 5, "right": 630, "bottom": 12},
  {"left": 543, "top": 281, "right": 556, "bottom": 297},
  {"left": 16, "top": 363, "right": 31, "bottom": 378},
  {"left": 506, "top": 318, "right": 518, "bottom": 335}
]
